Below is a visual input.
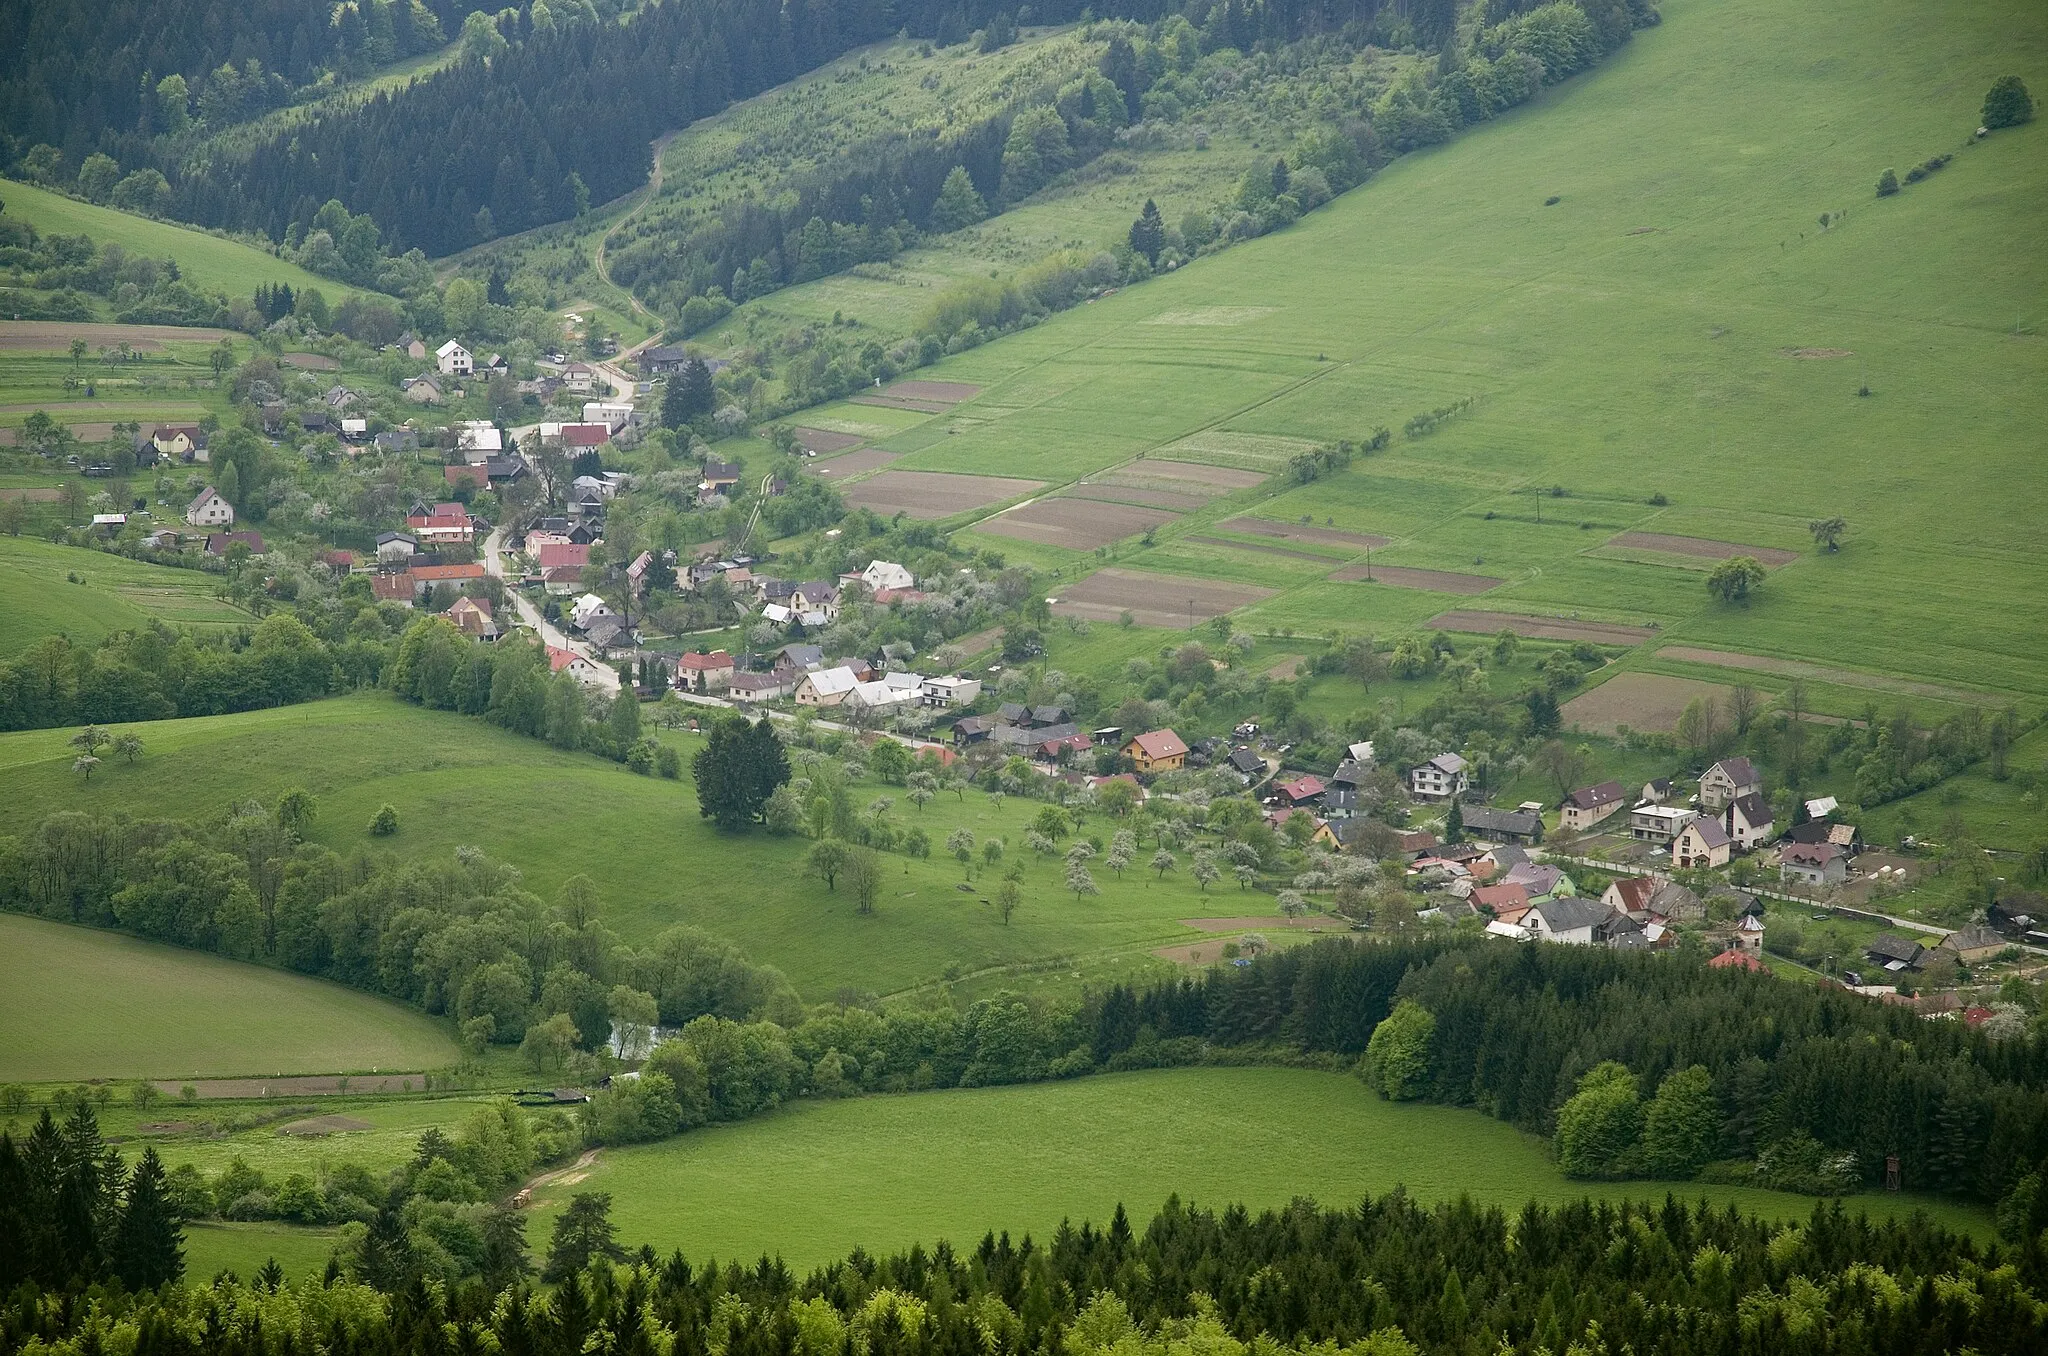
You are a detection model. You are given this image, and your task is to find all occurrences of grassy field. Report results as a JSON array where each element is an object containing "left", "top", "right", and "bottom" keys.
[
  {"left": 0, "top": 180, "right": 380, "bottom": 302},
  {"left": 525, "top": 1067, "right": 1989, "bottom": 1268},
  {"left": 0, "top": 693, "right": 1331, "bottom": 999},
  {"left": 722, "top": 0, "right": 2048, "bottom": 711},
  {"left": 0, "top": 533, "right": 252, "bottom": 654},
  {"left": 0, "top": 913, "right": 456, "bottom": 1081}
]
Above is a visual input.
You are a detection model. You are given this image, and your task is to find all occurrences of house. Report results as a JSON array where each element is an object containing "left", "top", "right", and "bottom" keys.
[
  {"left": 184, "top": 486, "right": 234, "bottom": 528},
  {"left": 446, "top": 596, "right": 499, "bottom": 640},
  {"left": 1408, "top": 753, "right": 1468, "bottom": 802},
  {"left": 952, "top": 715, "right": 998, "bottom": 746},
  {"left": 1710, "top": 912, "right": 1766, "bottom": 954},
  {"left": 1724, "top": 793, "right": 1775, "bottom": 850},
  {"left": 1526, "top": 897, "right": 1612, "bottom": 946},
  {"left": 1602, "top": 876, "right": 1656, "bottom": 918},
  {"left": 1780, "top": 841, "right": 1848, "bottom": 889},
  {"left": 437, "top": 339, "right": 473, "bottom": 376},
  {"left": 727, "top": 671, "right": 791, "bottom": 702},
  {"left": 774, "top": 643, "right": 826, "bottom": 676},
  {"left": 1938, "top": 926, "right": 2006, "bottom": 964},
  {"left": 485, "top": 455, "right": 525, "bottom": 483},
  {"left": 584, "top": 401, "right": 634, "bottom": 431},
  {"left": 1709, "top": 949, "right": 1769, "bottom": 974},
  {"left": 1124, "top": 729, "right": 1189, "bottom": 775},
  {"left": 297, "top": 410, "right": 332, "bottom": 436},
  {"left": 639, "top": 346, "right": 692, "bottom": 377},
  {"left": 1273, "top": 775, "right": 1325, "bottom": 808},
  {"left": 1461, "top": 805, "right": 1543, "bottom": 845},
  {"left": 445, "top": 464, "right": 488, "bottom": 491},
  {"left": 372, "top": 572, "right": 415, "bottom": 604},
  {"left": 406, "top": 501, "right": 475, "bottom": 545},
  {"left": 674, "top": 651, "right": 736, "bottom": 693},
  {"left": 204, "top": 530, "right": 264, "bottom": 556},
  {"left": 376, "top": 428, "right": 421, "bottom": 455},
  {"left": 403, "top": 375, "right": 444, "bottom": 404},
  {"left": 1699, "top": 756, "right": 1762, "bottom": 811},
  {"left": 1504, "top": 861, "right": 1573, "bottom": 903},
  {"left": 547, "top": 645, "right": 609, "bottom": 688},
  {"left": 456, "top": 422, "right": 503, "bottom": 461},
  {"left": 1639, "top": 777, "right": 1674, "bottom": 806},
  {"left": 1345, "top": 740, "right": 1376, "bottom": 768},
  {"left": 846, "top": 675, "right": 924, "bottom": 715},
  {"left": 407, "top": 563, "right": 487, "bottom": 598},
  {"left": 568, "top": 593, "right": 616, "bottom": 630},
  {"left": 1229, "top": 747, "right": 1267, "bottom": 784},
  {"left": 323, "top": 385, "right": 359, "bottom": 411},
  {"left": 700, "top": 460, "right": 744, "bottom": 493},
  {"left": 392, "top": 332, "right": 427, "bottom": 360},
  {"left": 562, "top": 362, "right": 597, "bottom": 393},
  {"left": 1784, "top": 820, "right": 1862, "bottom": 853},
  {"left": 1647, "top": 881, "right": 1705, "bottom": 923},
  {"left": 1471, "top": 882, "right": 1530, "bottom": 916},
  {"left": 537, "top": 542, "right": 591, "bottom": 576},
  {"left": 1265, "top": 806, "right": 1339, "bottom": 848},
  {"left": 1672, "top": 816, "right": 1732, "bottom": 869},
  {"left": 584, "top": 615, "right": 634, "bottom": 653},
  {"left": 377, "top": 531, "right": 419, "bottom": 563},
  {"left": 859, "top": 560, "right": 916, "bottom": 593},
  {"left": 920, "top": 674, "right": 982, "bottom": 708},
  {"left": 546, "top": 422, "right": 610, "bottom": 450},
  {"left": 789, "top": 580, "right": 839, "bottom": 621},
  {"left": 795, "top": 666, "right": 861, "bottom": 707},
  {"left": 151, "top": 424, "right": 206, "bottom": 460},
  {"left": 1864, "top": 933, "right": 1924, "bottom": 972},
  {"left": 1394, "top": 830, "right": 1438, "bottom": 861},
  {"left": 1560, "top": 781, "right": 1627, "bottom": 832},
  {"left": 624, "top": 551, "right": 654, "bottom": 595},
  {"left": 339, "top": 416, "right": 369, "bottom": 442},
  {"left": 1630, "top": 804, "right": 1698, "bottom": 845}
]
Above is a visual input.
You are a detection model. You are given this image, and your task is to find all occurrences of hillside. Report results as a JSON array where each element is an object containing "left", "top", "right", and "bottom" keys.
[
  {"left": 0, "top": 179, "right": 382, "bottom": 303},
  {"left": 0, "top": 535, "right": 252, "bottom": 656},
  {"left": 771, "top": 0, "right": 2048, "bottom": 708},
  {"left": 0, "top": 912, "right": 455, "bottom": 1081}
]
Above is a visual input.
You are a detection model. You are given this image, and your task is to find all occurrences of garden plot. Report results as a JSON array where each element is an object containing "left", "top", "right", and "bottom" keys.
[
  {"left": 1560, "top": 672, "right": 1735, "bottom": 735},
  {"left": 1185, "top": 535, "right": 1343, "bottom": 564},
  {"left": 981, "top": 497, "right": 1179, "bottom": 550},
  {"left": 1153, "top": 431, "right": 1319, "bottom": 472},
  {"left": 1058, "top": 484, "right": 1209, "bottom": 510},
  {"left": 806, "top": 448, "right": 900, "bottom": 477},
  {"left": 1114, "top": 460, "right": 1268, "bottom": 491},
  {"left": 1605, "top": 532, "right": 1799, "bottom": 567},
  {"left": 1426, "top": 611, "right": 1656, "bottom": 644},
  {"left": 838, "top": 470, "right": 1041, "bottom": 518},
  {"left": 1219, "top": 517, "right": 1390, "bottom": 551},
  {"left": 789, "top": 427, "right": 865, "bottom": 454},
  {"left": 0, "top": 320, "right": 236, "bottom": 350},
  {"left": 1049, "top": 568, "right": 1275, "bottom": 628},
  {"left": 1330, "top": 564, "right": 1502, "bottom": 593}
]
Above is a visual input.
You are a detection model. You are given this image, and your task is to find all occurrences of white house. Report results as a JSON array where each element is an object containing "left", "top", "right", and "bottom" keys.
[
  {"left": 563, "top": 362, "right": 597, "bottom": 394},
  {"left": 1526, "top": 897, "right": 1611, "bottom": 946},
  {"left": 1699, "top": 757, "right": 1762, "bottom": 811},
  {"left": 437, "top": 339, "right": 474, "bottom": 377},
  {"left": 376, "top": 531, "right": 418, "bottom": 563},
  {"left": 921, "top": 674, "right": 983, "bottom": 708},
  {"left": 1672, "top": 816, "right": 1732, "bottom": 869},
  {"left": 846, "top": 675, "right": 923, "bottom": 715},
  {"left": 584, "top": 401, "right": 634, "bottom": 431},
  {"left": 1629, "top": 804, "right": 1698, "bottom": 845},
  {"left": 1724, "top": 793, "right": 1775, "bottom": 850},
  {"left": 1781, "top": 842, "right": 1849, "bottom": 889},
  {"left": 569, "top": 593, "right": 616, "bottom": 630},
  {"left": 184, "top": 486, "right": 234, "bottom": 528},
  {"left": 1559, "top": 780, "right": 1627, "bottom": 832},
  {"left": 795, "top": 666, "right": 860, "bottom": 707},
  {"left": 456, "top": 421, "right": 503, "bottom": 462},
  {"left": 1408, "top": 753, "right": 1468, "bottom": 802},
  {"left": 859, "top": 560, "right": 916, "bottom": 593},
  {"left": 548, "top": 645, "right": 609, "bottom": 688}
]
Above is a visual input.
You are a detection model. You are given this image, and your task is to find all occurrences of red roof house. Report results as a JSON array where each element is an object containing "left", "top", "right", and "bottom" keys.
[{"left": 1708, "top": 949, "right": 1769, "bottom": 973}]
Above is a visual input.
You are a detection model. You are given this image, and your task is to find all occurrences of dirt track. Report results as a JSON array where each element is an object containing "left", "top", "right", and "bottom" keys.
[{"left": 1427, "top": 611, "right": 1655, "bottom": 644}]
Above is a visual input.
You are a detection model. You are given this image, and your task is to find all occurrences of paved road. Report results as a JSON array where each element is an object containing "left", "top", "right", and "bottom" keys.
[{"left": 481, "top": 525, "right": 620, "bottom": 694}]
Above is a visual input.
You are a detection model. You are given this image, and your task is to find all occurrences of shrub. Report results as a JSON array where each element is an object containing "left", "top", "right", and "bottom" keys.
[
  {"left": 1359, "top": 1000, "right": 1434, "bottom": 1100},
  {"left": 1982, "top": 75, "right": 2034, "bottom": 130},
  {"left": 1876, "top": 167, "right": 1899, "bottom": 197},
  {"left": 369, "top": 803, "right": 399, "bottom": 836}
]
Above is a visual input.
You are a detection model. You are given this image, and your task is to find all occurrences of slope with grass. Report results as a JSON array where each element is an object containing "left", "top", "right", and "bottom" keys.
[
  {"left": 0, "top": 913, "right": 456, "bottom": 1082},
  {"left": 527, "top": 1067, "right": 1989, "bottom": 1268},
  {"left": 0, "top": 694, "right": 1312, "bottom": 999},
  {"left": 0, "top": 534, "right": 251, "bottom": 655},
  {"left": 0, "top": 180, "right": 387, "bottom": 303},
  {"left": 746, "top": 0, "right": 2046, "bottom": 707}
]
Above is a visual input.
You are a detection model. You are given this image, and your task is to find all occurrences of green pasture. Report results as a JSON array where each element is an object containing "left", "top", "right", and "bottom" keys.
[
  {"left": 528, "top": 1067, "right": 1989, "bottom": 1268},
  {"left": 104, "top": 1096, "right": 509, "bottom": 1182},
  {"left": 184, "top": 1221, "right": 344, "bottom": 1282},
  {"left": 0, "top": 534, "right": 252, "bottom": 654},
  {"left": 765, "top": 0, "right": 2046, "bottom": 706},
  {"left": 0, "top": 180, "right": 380, "bottom": 303},
  {"left": 0, "top": 913, "right": 456, "bottom": 1082},
  {"left": 0, "top": 694, "right": 1294, "bottom": 999}
]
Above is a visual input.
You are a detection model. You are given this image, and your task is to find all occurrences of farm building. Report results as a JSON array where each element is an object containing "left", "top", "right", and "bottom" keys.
[{"left": 1938, "top": 926, "right": 2006, "bottom": 964}]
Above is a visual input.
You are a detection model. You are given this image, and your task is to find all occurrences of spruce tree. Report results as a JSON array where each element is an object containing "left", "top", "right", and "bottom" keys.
[
  {"left": 0, "top": 1134, "right": 28, "bottom": 1290},
  {"left": 679, "top": 357, "right": 715, "bottom": 420},
  {"left": 1444, "top": 798, "right": 1464, "bottom": 844},
  {"left": 113, "top": 1146, "right": 184, "bottom": 1291},
  {"left": 544, "top": 1192, "right": 625, "bottom": 1281},
  {"left": 1128, "top": 199, "right": 1165, "bottom": 265}
]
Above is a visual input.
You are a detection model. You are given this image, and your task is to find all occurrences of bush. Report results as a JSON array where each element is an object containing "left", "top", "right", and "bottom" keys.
[
  {"left": 1875, "top": 167, "right": 1899, "bottom": 197},
  {"left": 1982, "top": 75, "right": 2034, "bottom": 130},
  {"left": 1359, "top": 1000, "right": 1434, "bottom": 1100},
  {"left": 368, "top": 803, "right": 399, "bottom": 836}
]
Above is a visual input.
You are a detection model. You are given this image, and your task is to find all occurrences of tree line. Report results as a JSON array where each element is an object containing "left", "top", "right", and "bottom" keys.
[{"left": 2, "top": 1176, "right": 2043, "bottom": 1354}]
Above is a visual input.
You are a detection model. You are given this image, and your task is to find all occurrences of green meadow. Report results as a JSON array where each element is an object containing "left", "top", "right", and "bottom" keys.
[
  {"left": 758, "top": 0, "right": 2047, "bottom": 707},
  {"left": 527, "top": 1067, "right": 1990, "bottom": 1268},
  {"left": 0, "top": 179, "right": 380, "bottom": 303},
  {"left": 0, "top": 694, "right": 1316, "bottom": 999},
  {"left": 0, "top": 913, "right": 455, "bottom": 1081},
  {"left": 0, "top": 534, "right": 252, "bottom": 655}
]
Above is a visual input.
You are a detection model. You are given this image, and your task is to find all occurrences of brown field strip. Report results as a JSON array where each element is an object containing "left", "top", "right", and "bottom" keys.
[
  {"left": 1059, "top": 484, "right": 1209, "bottom": 510},
  {"left": 840, "top": 470, "right": 1041, "bottom": 518},
  {"left": 1561, "top": 672, "right": 1733, "bottom": 735},
  {"left": 281, "top": 352, "right": 341, "bottom": 370},
  {"left": 884, "top": 380, "right": 980, "bottom": 402},
  {"left": 1331, "top": 564, "right": 1502, "bottom": 593},
  {"left": 1654, "top": 647, "right": 2005, "bottom": 706},
  {"left": 850, "top": 394, "right": 952, "bottom": 413},
  {"left": 789, "top": 427, "right": 865, "bottom": 454},
  {"left": 1428, "top": 611, "right": 1656, "bottom": 644},
  {"left": 0, "top": 321, "right": 235, "bottom": 350},
  {"left": 1049, "top": 569, "right": 1274, "bottom": 629},
  {"left": 806, "top": 448, "right": 901, "bottom": 477},
  {"left": 1220, "top": 517, "right": 1391, "bottom": 550},
  {"left": 981, "top": 497, "right": 1178, "bottom": 549},
  {"left": 1606, "top": 532, "right": 1799, "bottom": 567},
  {"left": 1125, "top": 459, "right": 1269, "bottom": 489}
]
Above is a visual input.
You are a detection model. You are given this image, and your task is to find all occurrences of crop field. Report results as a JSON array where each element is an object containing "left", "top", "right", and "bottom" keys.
[
  {"left": 837, "top": 470, "right": 1044, "bottom": 518},
  {"left": 979, "top": 496, "right": 1178, "bottom": 550},
  {"left": 1560, "top": 671, "right": 1737, "bottom": 736},
  {"left": 1049, "top": 568, "right": 1276, "bottom": 628},
  {"left": 527, "top": 1067, "right": 1990, "bottom": 1268},
  {"left": 0, "top": 913, "right": 456, "bottom": 1081},
  {"left": 718, "top": 0, "right": 2048, "bottom": 710},
  {"left": 0, "top": 695, "right": 1307, "bottom": 999},
  {"left": 0, "top": 534, "right": 252, "bottom": 655},
  {"left": 0, "top": 180, "right": 379, "bottom": 303}
]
